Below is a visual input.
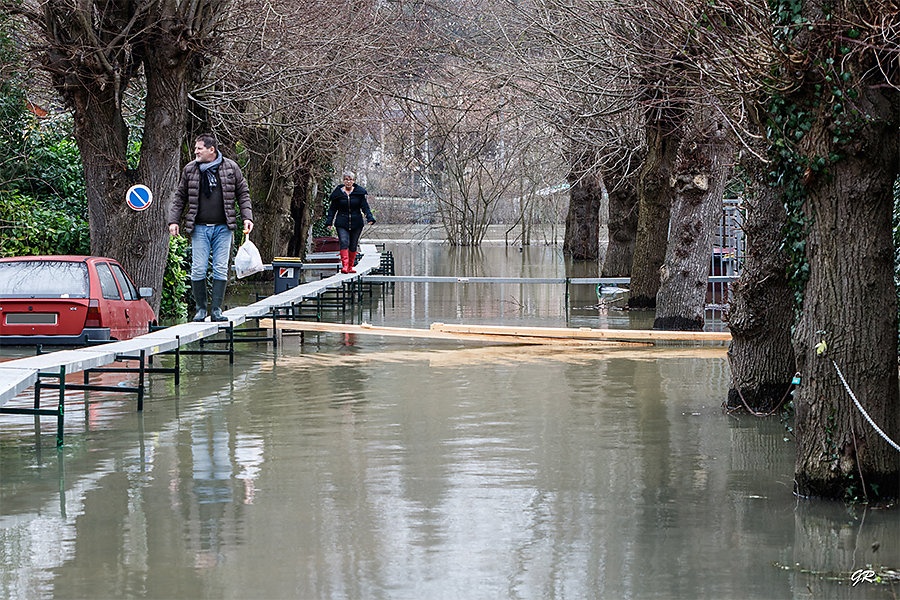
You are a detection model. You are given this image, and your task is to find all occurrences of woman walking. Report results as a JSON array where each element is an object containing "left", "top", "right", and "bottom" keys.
[{"left": 326, "top": 173, "right": 376, "bottom": 273}]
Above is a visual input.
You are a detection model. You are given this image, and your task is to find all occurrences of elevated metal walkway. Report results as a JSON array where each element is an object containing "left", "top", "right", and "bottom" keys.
[{"left": 0, "top": 245, "right": 382, "bottom": 421}]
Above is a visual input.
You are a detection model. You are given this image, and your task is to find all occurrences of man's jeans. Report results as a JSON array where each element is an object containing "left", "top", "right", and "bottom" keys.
[{"left": 191, "top": 224, "right": 233, "bottom": 281}]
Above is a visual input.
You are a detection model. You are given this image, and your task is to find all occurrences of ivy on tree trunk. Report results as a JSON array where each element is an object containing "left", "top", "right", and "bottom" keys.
[
  {"left": 785, "top": 0, "right": 900, "bottom": 501},
  {"left": 726, "top": 113, "right": 796, "bottom": 413}
]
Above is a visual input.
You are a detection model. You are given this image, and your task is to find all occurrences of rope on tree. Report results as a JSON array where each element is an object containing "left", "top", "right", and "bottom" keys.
[{"left": 833, "top": 360, "right": 900, "bottom": 453}]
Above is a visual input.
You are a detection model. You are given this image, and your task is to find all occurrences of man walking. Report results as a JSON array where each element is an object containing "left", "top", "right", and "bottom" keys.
[{"left": 169, "top": 133, "right": 253, "bottom": 322}]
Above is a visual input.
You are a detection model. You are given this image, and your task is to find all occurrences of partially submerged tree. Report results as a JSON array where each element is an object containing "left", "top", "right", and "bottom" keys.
[
  {"left": 562, "top": 141, "right": 604, "bottom": 260},
  {"left": 600, "top": 137, "right": 641, "bottom": 277},
  {"left": 726, "top": 109, "right": 796, "bottom": 413},
  {"left": 624, "top": 26, "right": 689, "bottom": 310},
  {"left": 486, "top": 0, "right": 642, "bottom": 261},
  {"left": 787, "top": 6, "right": 900, "bottom": 499},
  {"left": 399, "top": 71, "right": 554, "bottom": 246}
]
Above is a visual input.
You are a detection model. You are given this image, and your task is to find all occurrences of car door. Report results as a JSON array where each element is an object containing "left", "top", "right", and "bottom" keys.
[
  {"left": 109, "top": 262, "right": 151, "bottom": 338},
  {"left": 94, "top": 261, "right": 128, "bottom": 339}
]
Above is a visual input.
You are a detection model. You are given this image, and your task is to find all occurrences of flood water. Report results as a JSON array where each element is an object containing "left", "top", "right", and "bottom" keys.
[{"left": 1, "top": 243, "right": 898, "bottom": 599}]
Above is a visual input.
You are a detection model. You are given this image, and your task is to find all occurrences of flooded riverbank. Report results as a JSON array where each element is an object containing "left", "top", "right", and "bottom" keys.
[{"left": 1, "top": 244, "right": 897, "bottom": 599}]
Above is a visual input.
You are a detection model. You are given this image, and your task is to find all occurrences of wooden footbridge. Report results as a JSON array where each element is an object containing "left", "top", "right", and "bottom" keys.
[{"left": 0, "top": 243, "right": 731, "bottom": 445}]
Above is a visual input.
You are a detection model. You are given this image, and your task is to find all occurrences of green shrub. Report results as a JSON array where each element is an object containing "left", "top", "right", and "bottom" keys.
[
  {"left": 0, "top": 191, "right": 90, "bottom": 256},
  {"left": 23, "top": 132, "right": 87, "bottom": 213},
  {"left": 160, "top": 235, "right": 189, "bottom": 323}
]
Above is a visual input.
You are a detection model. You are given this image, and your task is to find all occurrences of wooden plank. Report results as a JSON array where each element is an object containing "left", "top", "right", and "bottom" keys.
[
  {"left": 359, "top": 276, "right": 568, "bottom": 284},
  {"left": 430, "top": 322, "right": 731, "bottom": 342},
  {"left": 260, "top": 345, "right": 728, "bottom": 371},
  {"left": 256, "top": 319, "right": 646, "bottom": 346}
]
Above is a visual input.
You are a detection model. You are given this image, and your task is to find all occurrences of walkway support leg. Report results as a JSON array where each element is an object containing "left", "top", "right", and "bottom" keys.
[
  {"left": 137, "top": 350, "right": 146, "bottom": 412},
  {"left": 56, "top": 366, "right": 66, "bottom": 447},
  {"left": 228, "top": 323, "right": 235, "bottom": 365}
]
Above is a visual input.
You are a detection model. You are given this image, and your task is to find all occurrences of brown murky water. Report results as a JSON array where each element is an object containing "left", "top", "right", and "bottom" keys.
[{"left": 1, "top": 244, "right": 897, "bottom": 599}]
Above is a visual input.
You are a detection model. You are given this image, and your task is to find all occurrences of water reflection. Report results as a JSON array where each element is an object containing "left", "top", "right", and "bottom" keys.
[{"left": 1, "top": 245, "right": 897, "bottom": 599}]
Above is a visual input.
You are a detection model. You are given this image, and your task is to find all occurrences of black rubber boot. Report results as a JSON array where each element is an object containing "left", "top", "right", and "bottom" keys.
[
  {"left": 210, "top": 278, "right": 228, "bottom": 322},
  {"left": 191, "top": 279, "right": 208, "bottom": 322}
]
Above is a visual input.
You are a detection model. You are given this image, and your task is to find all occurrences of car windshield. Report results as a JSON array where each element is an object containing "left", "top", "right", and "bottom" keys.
[{"left": 0, "top": 260, "right": 89, "bottom": 298}]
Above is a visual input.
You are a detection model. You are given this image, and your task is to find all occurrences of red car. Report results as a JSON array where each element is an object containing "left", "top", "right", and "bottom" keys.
[{"left": 0, "top": 256, "right": 156, "bottom": 345}]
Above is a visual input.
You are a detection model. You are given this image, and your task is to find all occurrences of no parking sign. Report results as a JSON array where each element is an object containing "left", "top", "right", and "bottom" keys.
[{"left": 126, "top": 184, "right": 153, "bottom": 211}]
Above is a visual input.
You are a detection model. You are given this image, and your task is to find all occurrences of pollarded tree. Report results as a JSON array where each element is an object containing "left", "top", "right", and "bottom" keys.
[
  {"left": 601, "top": 154, "right": 640, "bottom": 277},
  {"left": 725, "top": 106, "right": 796, "bottom": 414},
  {"left": 10, "top": 0, "right": 224, "bottom": 313},
  {"left": 784, "top": 0, "right": 900, "bottom": 499},
  {"left": 562, "top": 141, "right": 603, "bottom": 260},
  {"left": 624, "top": 21, "right": 690, "bottom": 310},
  {"left": 653, "top": 96, "right": 733, "bottom": 330}
]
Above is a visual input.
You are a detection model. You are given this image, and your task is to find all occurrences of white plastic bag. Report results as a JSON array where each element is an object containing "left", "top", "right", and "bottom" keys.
[{"left": 234, "top": 238, "right": 264, "bottom": 278}]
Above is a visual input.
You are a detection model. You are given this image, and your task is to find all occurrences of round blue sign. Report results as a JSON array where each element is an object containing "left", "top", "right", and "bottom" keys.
[{"left": 126, "top": 184, "right": 153, "bottom": 211}]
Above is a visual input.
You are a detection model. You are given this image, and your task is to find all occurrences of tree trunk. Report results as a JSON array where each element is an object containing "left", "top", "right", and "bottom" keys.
[
  {"left": 241, "top": 131, "right": 294, "bottom": 263},
  {"left": 68, "top": 79, "right": 173, "bottom": 318},
  {"left": 77, "top": 48, "right": 191, "bottom": 316},
  {"left": 287, "top": 159, "right": 318, "bottom": 258},
  {"left": 653, "top": 107, "right": 731, "bottom": 330},
  {"left": 725, "top": 127, "right": 795, "bottom": 412},
  {"left": 601, "top": 177, "right": 639, "bottom": 277},
  {"left": 563, "top": 144, "right": 603, "bottom": 260},
  {"left": 68, "top": 88, "right": 130, "bottom": 257},
  {"left": 628, "top": 121, "right": 679, "bottom": 308},
  {"left": 562, "top": 170, "right": 603, "bottom": 260},
  {"left": 792, "top": 113, "right": 900, "bottom": 500},
  {"left": 132, "top": 45, "right": 191, "bottom": 314},
  {"left": 787, "top": 0, "right": 900, "bottom": 499}
]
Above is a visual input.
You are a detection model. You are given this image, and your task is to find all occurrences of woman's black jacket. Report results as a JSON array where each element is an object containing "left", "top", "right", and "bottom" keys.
[{"left": 326, "top": 185, "right": 375, "bottom": 230}]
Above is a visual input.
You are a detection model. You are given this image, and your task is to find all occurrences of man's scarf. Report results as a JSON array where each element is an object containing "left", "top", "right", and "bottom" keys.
[{"left": 199, "top": 151, "right": 223, "bottom": 195}]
